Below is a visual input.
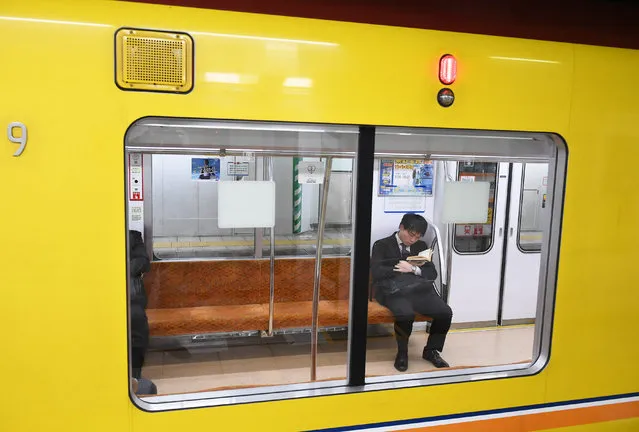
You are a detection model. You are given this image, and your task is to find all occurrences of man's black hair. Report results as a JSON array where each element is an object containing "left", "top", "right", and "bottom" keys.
[{"left": 399, "top": 213, "right": 428, "bottom": 236}]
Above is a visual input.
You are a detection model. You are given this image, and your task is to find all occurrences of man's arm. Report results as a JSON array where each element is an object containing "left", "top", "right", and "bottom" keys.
[
  {"left": 411, "top": 241, "right": 438, "bottom": 280},
  {"left": 129, "top": 231, "right": 151, "bottom": 277},
  {"left": 416, "top": 261, "right": 438, "bottom": 280},
  {"left": 370, "top": 239, "right": 397, "bottom": 281}
]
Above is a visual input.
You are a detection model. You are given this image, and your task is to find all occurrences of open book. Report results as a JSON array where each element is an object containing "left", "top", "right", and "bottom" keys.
[{"left": 406, "top": 248, "right": 434, "bottom": 264}]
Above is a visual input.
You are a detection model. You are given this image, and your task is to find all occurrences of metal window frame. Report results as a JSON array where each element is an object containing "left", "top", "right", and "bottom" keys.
[{"left": 124, "top": 117, "right": 566, "bottom": 412}]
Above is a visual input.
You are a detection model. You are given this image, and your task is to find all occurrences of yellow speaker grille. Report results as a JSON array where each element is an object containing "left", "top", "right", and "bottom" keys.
[{"left": 115, "top": 28, "right": 194, "bottom": 93}]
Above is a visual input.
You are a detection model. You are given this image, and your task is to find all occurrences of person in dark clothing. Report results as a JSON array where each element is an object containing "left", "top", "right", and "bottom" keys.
[
  {"left": 132, "top": 377, "right": 158, "bottom": 396},
  {"left": 371, "top": 214, "right": 453, "bottom": 372},
  {"left": 129, "top": 230, "right": 150, "bottom": 380}
]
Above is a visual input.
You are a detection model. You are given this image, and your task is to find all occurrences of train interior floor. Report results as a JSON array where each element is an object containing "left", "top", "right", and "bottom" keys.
[
  {"left": 141, "top": 325, "right": 534, "bottom": 396},
  {"left": 153, "top": 227, "right": 353, "bottom": 259}
]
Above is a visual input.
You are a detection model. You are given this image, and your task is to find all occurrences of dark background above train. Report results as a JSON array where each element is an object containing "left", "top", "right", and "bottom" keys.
[{"left": 129, "top": 0, "right": 639, "bottom": 49}]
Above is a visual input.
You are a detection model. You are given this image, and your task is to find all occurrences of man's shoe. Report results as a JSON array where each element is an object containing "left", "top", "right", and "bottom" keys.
[
  {"left": 422, "top": 349, "right": 449, "bottom": 368},
  {"left": 136, "top": 377, "right": 158, "bottom": 395},
  {"left": 394, "top": 351, "right": 408, "bottom": 372}
]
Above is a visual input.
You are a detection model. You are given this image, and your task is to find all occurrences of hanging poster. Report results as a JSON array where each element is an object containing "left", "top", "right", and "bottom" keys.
[
  {"left": 378, "top": 159, "right": 434, "bottom": 196},
  {"left": 191, "top": 157, "right": 220, "bottom": 181}
]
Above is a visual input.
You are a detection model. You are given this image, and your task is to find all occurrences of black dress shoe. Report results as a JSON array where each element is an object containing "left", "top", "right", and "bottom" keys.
[
  {"left": 423, "top": 349, "right": 450, "bottom": 368},
  {"left": 394, "top": 351, "right": 408, "bottom": 372}
]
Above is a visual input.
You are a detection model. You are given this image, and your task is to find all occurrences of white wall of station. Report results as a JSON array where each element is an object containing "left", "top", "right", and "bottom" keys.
[{"left": 150, "top": 155, "right": 358, "bottom": 237}]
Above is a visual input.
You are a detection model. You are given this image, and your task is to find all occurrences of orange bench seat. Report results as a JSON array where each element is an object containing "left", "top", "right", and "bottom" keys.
[
  {"left": 147, "top": 304, "right": 268, "bottom": 336},
  {"left": 144, "top": 257, "right": 429, "bottom": 337}
]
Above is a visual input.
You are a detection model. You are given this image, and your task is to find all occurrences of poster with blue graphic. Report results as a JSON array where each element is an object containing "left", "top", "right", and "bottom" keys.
[
  {"left": 191, "top": 157, "right": 220, "bottom": 181},
  {"left": 378, "top": 159, "right": 433, "bottom": 196}
]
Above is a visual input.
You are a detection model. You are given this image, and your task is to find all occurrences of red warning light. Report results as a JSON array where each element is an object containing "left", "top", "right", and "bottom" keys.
[{"left": 439, "top": 54, "right": 457, "bottom": 85}]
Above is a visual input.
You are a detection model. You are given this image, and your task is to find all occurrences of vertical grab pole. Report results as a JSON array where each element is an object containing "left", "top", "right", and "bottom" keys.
[
  {"left": 311, "top": 156, "right": 332, "bottom": 381},
  {"left": 444, "top": 226, "right": 453, "bottom": 303},
  {"left": 292, "top": 157, "right": 303, "bottom": 234},
  {"left": 443, "top": 162, "right": 454, "bottom": 304},
  {"left": 254, "top": 157, "right": 264, "bottom": 258},
  {"left": 268, "top": 157, "right": 276, "bottom": 336}
]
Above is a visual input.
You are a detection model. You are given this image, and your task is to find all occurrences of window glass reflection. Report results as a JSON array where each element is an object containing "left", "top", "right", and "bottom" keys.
[{"left": 126, "top": 123, "right": 357, "bottom": 398}]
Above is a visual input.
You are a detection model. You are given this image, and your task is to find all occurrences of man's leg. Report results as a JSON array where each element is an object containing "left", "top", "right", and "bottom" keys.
[
  {"left": 378, "top": 293, "right": 415, "bottom": 371},
  {"left": 131, "top": 346, "right": 145, "bottom": 379},
  {"left": 394, "top": 319, "right": 414, "bottom": 353},
  {"left": 412, "top": 287, "right": 453, "bottom": 368}
]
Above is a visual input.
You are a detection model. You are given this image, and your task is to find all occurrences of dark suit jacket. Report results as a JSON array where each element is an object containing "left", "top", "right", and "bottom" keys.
[
  {"left": 129, "top": 230, "right": 150, "bottom": 348},
  {"left": 371, "top": 233, "right": 438, "bottom": 291}
]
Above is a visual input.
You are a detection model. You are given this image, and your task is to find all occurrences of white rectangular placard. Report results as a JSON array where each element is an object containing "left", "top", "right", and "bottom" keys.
[
  {"left": 227, "top": 161, "right": 250, "bottom": 176},
  {"left": 128, "top": 201, "right": 144, "bottom": 234},
  {"left": 298, "top": 161, "right": 325, "bottom": 184},
  {"left": 218, "top": 181, "right": 276, "bottom": 228},
  {"left": 441, "top": 181, "right": 490, "bottom": 223},
  {"left": 383, "top": 196, "right": 426, "bottom": 213}
]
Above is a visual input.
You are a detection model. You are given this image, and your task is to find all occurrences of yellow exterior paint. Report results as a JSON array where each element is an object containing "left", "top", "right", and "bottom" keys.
[{"left": 0, "top": 1, "right": 638, "bottom": 431}]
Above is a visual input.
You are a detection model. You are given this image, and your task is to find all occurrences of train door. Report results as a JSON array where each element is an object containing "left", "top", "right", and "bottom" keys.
[
  {"left": 447, "top": 161, "right": 549, "bottom": 326},
  {"left": 500, "top": 163, "right": 549, "bottom": 324},
  {"left": 447, "top": 162, "right": 509, "bottom": 325}
]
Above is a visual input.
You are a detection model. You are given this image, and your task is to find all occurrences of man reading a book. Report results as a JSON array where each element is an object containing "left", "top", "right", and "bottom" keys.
[{"left": 371, "top": 213, "right": 453, "bottom": 371}]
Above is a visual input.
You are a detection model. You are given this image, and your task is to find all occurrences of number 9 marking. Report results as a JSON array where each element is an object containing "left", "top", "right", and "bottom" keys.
[{"left": 8, "top": 122, "right": 28, "bottom": 156}]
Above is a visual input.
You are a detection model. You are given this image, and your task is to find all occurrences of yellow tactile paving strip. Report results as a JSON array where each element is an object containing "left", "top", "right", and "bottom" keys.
[
  {"left": 154, "top": 237, "right": 352, "bottom": 249},
  {"left": 155, "top": 235, "right": 541, "bottom": 249}
]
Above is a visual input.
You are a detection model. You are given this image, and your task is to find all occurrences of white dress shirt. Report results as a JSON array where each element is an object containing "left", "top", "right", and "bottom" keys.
[{"left": 395, "top": 233, "right": 421, "bottom": 276}]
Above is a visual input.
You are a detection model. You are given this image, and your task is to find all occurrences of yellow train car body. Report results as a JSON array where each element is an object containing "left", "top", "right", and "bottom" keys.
[{"left": 0, "top": 0, "right": 638, "bottom": 430}]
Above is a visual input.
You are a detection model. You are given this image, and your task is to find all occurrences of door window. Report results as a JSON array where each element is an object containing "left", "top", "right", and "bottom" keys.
[
  {"left": 518, "top": 163, "right": 549, "bottom": 252},
  {"left": 453, "top": 162, "right": 498, "bottom": 254}
]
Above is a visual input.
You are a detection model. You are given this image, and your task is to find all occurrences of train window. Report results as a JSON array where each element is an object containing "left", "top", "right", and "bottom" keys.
[
  {"left": 126, "top": 118, "right": 357, "bottom": 407},
  {"left": 366, "top": 127, "right": 564, "bottom": 386},
  {"left": 125, "top": 119, "right": 566, "bottom": 410},
  {"left": 518, "top": 163, "right": 549, "bottom": 252},
  {"left": 453, "top": 162, "right": 498, "bottom": 254}
]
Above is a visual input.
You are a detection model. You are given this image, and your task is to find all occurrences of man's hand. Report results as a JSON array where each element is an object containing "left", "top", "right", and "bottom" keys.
[{"left": 394, "top": 260, "right": 414, "bottom": 273}]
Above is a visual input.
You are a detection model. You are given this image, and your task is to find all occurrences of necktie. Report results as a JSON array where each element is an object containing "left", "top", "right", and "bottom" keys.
[{"left": 400, "top": 243, "right": 409, "bottom": 259}]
